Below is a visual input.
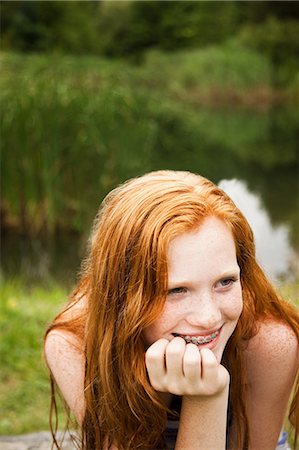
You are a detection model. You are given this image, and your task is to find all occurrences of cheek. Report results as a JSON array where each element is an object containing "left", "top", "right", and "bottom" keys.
[
  {"left": 142, "top": 305, "right": 180, "bottom": 346},
  {"left": 223, "top": 288, "right": 243, "bottom": 321}
]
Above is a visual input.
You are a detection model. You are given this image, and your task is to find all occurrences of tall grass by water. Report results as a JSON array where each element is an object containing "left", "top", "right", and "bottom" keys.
[{"left": 2, "top": 46, "right": 298, "bottom": 236}]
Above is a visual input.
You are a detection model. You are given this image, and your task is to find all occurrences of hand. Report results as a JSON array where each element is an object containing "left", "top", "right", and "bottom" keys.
[{"left": 145, "top": 337, "right": 229, "bottom": 397}]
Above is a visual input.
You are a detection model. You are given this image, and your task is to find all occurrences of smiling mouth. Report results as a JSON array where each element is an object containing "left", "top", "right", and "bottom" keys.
[{"left": 172, "top": 329, "right": 220, "bottom": 345}]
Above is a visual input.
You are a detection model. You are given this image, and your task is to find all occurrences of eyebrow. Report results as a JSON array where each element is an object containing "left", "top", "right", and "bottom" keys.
[
  {"left": 218, "top": 268, "right": 240, "bottom": 279},
  {"left": 168, "top": 267, "right": 240, "bottom": 287}
]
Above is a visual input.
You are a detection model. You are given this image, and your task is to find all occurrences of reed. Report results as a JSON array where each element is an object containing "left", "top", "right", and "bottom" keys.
[{"left": 1, "top": 49, "right": 297, "bottom": 235}]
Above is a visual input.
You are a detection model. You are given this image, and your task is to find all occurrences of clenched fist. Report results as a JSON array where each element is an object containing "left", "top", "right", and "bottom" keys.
[{"left": 145, "top": 337, "right": 229, "bottom": 397}]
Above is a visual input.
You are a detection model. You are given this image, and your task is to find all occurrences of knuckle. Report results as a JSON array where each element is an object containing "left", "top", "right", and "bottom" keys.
[
  {"left": 169, "top": 384, "right": 183, "bottom": 396},
  {"left": 184, "top": 385, "right": 196, "bottom": 396},
  {"left": 150, "top": 379, "right": 164, "bottom": 391}
]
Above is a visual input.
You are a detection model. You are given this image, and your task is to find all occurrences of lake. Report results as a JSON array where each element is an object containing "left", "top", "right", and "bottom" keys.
[{"left": 1, "top": 106, "right": 298, "bottom": 287}]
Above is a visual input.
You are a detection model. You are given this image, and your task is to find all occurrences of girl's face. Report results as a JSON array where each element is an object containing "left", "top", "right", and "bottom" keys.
[{"left": 143, "top": 216, "right": 243, "bottom": 363}]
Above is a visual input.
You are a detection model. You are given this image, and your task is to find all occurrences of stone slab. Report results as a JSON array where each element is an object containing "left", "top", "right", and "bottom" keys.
[{"left": 0, "top": 431, "right": 77, "bottom": 450}]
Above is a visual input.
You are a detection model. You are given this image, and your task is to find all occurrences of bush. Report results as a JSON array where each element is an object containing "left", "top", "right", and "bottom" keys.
[
  {"left": 238, "top": 17, "right": 299, "bottom": 85},
  {"left": 143, "top": 42, "right": 271, "bottom": 91},
  {"left": 1, "top": 52, "right": 297, "bottom": 236},
  {"left": 1, "top": 1, "right": 101, "bottom": 54}
]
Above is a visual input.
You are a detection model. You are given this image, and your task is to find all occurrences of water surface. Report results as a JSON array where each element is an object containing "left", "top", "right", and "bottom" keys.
[{"left": 2, "top": 106, "right": 298, "bottom": 286}]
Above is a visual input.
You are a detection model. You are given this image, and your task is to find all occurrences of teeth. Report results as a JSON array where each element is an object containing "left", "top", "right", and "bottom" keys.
[{"left": 179, "top": 330, "right": 219, "bottom": 345}]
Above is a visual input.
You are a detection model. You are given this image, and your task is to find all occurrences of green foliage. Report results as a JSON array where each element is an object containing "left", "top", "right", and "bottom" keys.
[
  {"left": 238, "top": 17, "right": 299, "bottom": 85},
  {"left": 0, "top": 278, "right": 68, "bottom": 434},
  {"left": 1, "top": 53, "right": 155, "bottom": 232},
  {"left": 1, "top": 0, "right": 299, "bottom": 89},
  {"left": 1, "top": 1, "right": 242, "bottom": 56},
  {"left": 143, "top": 43, "right": 271, "bottom": 90},
  {"left": 1, "top": 1, "right": 101, "bottom": 54},
  {"left": 3, "top": 1, "right": 298, "bottom": 61},
  {"left": 98, "top": 1, "right": 241, "bottom": 57},
  {"left": 1, "top": 51, "right": 298, "bottom": 236},
  {"left": 241, "top": 1, "right": 299, "bottom": 22}
]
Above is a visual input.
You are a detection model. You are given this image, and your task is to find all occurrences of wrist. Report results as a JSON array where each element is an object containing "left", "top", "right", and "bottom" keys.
[
  {"left": 183, "top": 382, "right": 229, "bottom": 407},
  {"left": 184, "top": 374, "right": 230, "bottom": 402}
]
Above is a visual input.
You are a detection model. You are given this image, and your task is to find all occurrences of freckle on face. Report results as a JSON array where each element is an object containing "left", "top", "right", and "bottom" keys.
[{"left": 143, "top": 217, "right": 243, "bottom": 360}]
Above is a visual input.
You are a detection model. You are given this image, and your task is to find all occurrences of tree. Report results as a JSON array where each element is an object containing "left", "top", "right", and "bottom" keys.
[{"left": 1, "top": 1, "right": 101, "bottom": 54}]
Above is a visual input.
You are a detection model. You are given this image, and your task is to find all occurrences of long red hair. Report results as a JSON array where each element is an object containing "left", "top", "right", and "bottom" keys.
[{"left": 45, "top": 170, "right": 299, "bottom": 449}]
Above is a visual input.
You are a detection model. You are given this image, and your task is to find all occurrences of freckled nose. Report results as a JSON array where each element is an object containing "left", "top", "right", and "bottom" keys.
[{"left": 187, "top": 293, "right": 221, "bottom": 328}]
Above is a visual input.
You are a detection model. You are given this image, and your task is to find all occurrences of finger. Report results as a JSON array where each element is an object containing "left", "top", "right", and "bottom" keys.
[
  {"left": 200, "top": 347, "right": 218, "bottom": 384},
  {"left": 145, "top": 338, "right": 169, "bottom": 389},
  {"left": 165, "top": 337, "right": 186, "bottom": 381},
  {"left": 183, "top": 343, "right": 201, "bottom": 382}
]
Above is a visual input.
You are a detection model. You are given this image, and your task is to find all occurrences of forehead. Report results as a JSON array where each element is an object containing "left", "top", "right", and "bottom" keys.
[{"left": 167, "top": 216, "right": 237, "bottom": 281}]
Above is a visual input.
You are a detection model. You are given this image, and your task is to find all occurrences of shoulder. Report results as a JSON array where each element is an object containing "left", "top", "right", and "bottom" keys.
[
  {"left": 44, "top": 297, "right": 87, "bottom": 423},
  {"left": 45, "top": 329, "right": 84, "bottom": 361},
  {"left": 242, "top": 319, "right": 298, "bottom": 447},
  {"left": 245, "top": 319, "right": 298, "bottom": 394},
  {"left": 246, "top": 319, "right": 298, "bottom": 363},
  {"left": 45, "top": 330, "right": 86, "bottom": 423},
  {"left": 45, "top": 295, "right": 86, "bottom": 356}
]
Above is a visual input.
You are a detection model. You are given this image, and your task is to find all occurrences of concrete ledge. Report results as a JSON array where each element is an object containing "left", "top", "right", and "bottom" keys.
[{"left": 0, "top": 431, "right": 77, "bottom": 450}]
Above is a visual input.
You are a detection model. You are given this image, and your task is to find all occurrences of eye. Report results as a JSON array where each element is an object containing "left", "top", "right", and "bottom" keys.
[
  {"left": 220, "top": 278, "right": 234, "bottom": 287},
  {"left": 167, "top": 287, "right": 187, "bottom": 296},
  {"left": 217, "top": 277, "right": 238, "bottom": 289}
]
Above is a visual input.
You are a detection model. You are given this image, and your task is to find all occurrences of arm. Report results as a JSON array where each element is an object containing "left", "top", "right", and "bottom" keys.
[
  {"left": 176, "top": 388, "right": 229, "bottom": 449},
  {"left": 146, "top": 337, "right": 230, "bottom": 450},
  {"left": 243, "top": 320, "right": 298, "bottom": 450},
  {"left": 45, "top": 332, "right": 122, "bottom": 450},
  {"left": 44, "top": 330, "right": 86, "bottom": 424}
]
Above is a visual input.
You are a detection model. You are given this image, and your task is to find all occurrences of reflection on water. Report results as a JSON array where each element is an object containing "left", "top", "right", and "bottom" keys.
[
  {"left": 2, "top": 106, "right": 298, "bottom": 286},
  {"left": 219, "top": 179, "right": 296, "bottom": 282},
  {"left": 1, "top": 180, "right": 297, "bottom": 286},
  {"left": 148, "top": 106, "right": 298, "bottom": 253},
  {"left": 1, "top": 231, "right": 83, "bottom": 288}
]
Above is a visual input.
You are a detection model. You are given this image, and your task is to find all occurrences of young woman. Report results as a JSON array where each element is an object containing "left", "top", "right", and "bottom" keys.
[{"left": 44, "top": 170, "right": 299, "bottom": 450}]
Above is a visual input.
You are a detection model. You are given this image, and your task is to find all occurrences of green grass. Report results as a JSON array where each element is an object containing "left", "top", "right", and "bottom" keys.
[
  {"left": 0, "top": 277, "right": 298, "bottom": 435},
  {"left": 279, "top": 282, "right": 299, "bottom": 308},
  {"left": 0, "top": 278, "right": 68, "bottom": 434}
]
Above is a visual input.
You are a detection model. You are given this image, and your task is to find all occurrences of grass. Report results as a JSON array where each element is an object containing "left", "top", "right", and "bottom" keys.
[
  {"left": 0, "top": 278, "right": 69, "bottom": 434},
  {"left": 0, "top": 276, "right": 298, "bottom": 435},
  {"left": 279, "top": 282, "right": 299, "bottom": 308}
]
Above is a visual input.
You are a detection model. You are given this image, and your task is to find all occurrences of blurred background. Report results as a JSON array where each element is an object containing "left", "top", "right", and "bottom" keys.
[{"left": 1, "top": 0, "right": 298, "bottom": 436}]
